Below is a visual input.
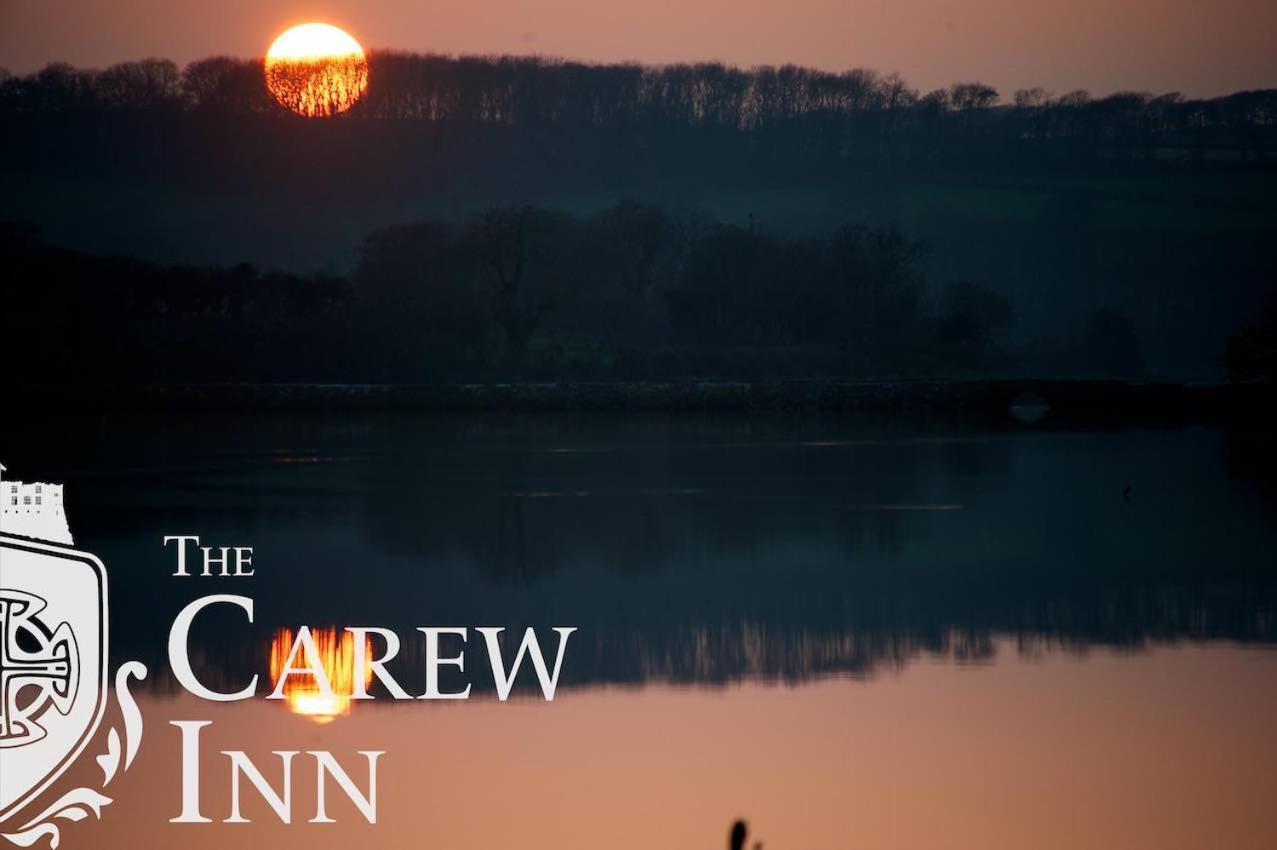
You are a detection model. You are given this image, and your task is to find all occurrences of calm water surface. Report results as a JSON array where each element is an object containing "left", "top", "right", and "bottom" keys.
[{"left": 4, "top": 413, "right": 1276, "bottom": 849}]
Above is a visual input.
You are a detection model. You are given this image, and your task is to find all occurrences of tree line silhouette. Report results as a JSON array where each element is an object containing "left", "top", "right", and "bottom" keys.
[
  {"left": 263, "top": 54, "right": 369, "bottom": 117},
  {"left": 4, "top": 203, "right": 1222, "bottom": 385},
  {"left": 2, "top": 54, "right": 1274, "bottom": 381},
  {"left": 2, "top": 53, "right": 1274, "bottom": 166}
]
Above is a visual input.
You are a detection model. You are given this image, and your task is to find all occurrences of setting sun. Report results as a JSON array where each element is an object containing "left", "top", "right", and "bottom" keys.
[{"left": 265, "top": 22, "right": 368, "bottom": 117}]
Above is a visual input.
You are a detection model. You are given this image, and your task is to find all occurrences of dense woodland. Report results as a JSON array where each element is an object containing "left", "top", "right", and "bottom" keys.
[
  {"left": 7, "top": 206, "right": 1266, "bottom": 385},
  {"left": 2, "top": 53, "right": 1276, "bottom": 382},
  {"left": 3, "top": 53, "right": 1275, "bottom": 163}
]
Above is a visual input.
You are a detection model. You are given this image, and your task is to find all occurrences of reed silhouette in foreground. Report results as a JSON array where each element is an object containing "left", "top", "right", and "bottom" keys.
[{"left": 730, "top": 819, "right": 763, "bottom": 850}]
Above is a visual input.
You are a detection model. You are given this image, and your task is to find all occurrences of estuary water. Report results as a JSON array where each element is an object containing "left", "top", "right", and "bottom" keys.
[{"left": 3, "top": 412, "right": 1276, "bottom": 849}]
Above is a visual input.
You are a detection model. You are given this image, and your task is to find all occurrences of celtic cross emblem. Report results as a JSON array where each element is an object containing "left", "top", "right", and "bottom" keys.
[
  {"left": 0, "top": 591, "right": 78, "bottom": 749},
  {"left": 0, "top": 479, "right": 148, "bottom": 849}
]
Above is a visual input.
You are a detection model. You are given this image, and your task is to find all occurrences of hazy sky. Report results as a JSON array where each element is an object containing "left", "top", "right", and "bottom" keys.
[{"left": 2, "top": 0, "right": 1274, "bottom": 97}]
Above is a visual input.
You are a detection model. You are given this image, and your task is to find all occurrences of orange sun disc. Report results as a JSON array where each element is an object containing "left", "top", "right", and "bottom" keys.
[{"left": 265, "top": 23, "right": 369, "bottom": 117}]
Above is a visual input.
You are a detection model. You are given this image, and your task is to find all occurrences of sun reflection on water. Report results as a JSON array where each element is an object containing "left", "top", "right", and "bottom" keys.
[{"left": 268, "top": 627, "right": 373, "bottom": 722}]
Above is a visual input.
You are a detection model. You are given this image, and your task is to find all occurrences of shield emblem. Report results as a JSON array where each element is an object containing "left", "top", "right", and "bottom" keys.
[{"left": 0, "top": 536, "right": 107, "bottom": 823}]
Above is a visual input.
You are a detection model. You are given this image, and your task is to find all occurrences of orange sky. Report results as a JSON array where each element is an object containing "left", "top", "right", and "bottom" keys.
[{"left": 1, "top": 0, "right": 1275, "bottom": 97}]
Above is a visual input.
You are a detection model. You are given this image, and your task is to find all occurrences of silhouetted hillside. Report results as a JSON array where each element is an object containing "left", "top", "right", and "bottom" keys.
[
  {"left": 2, "top": 53, "right": 1275, "bottom": 376},
  {"left": 5, "top": 54, "right": 1275, "bottom": 155},
  {"left": 9, "top": 205, "right": 1275, "bottom": 386},
  {"left": 2, "top": 209, "right": 998, "bottom": 383}
]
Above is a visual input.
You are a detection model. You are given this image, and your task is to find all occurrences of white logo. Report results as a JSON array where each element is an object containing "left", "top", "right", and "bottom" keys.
[
  {"left": 0, "top": 463, "right": 146, "bottom": 849},
  {"left": 0, "top": 590, "right": 79, "bottom": 749}
]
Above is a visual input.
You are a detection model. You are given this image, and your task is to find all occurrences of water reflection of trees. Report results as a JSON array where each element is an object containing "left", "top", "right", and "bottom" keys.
[
  {"left": 120, "top": 579, "right": 1277, "bottom": 699},
  {"left": 7, "top": 413, "right": 1274, "bottom": 691},
  {"left": 358, "top": 416, "right": 940, "bottom": 580},
  {"left": 1222, "top": 427, "right": 1277, "bottom": 507}
]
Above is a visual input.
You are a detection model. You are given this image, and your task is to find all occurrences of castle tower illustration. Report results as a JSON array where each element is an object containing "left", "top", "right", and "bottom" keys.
[{"left": 0, "top": 461, "right": 73, "bottom": 544}]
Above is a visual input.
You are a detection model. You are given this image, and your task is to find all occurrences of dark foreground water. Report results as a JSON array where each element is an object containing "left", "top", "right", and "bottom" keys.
[{"left": 3, "top": 413, "right": 1276, "bottom": 849}]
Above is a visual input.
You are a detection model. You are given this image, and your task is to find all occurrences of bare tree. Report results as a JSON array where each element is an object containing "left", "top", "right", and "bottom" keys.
[{"left": 474, "top": 206, "right": 557, "bottom": 371}]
